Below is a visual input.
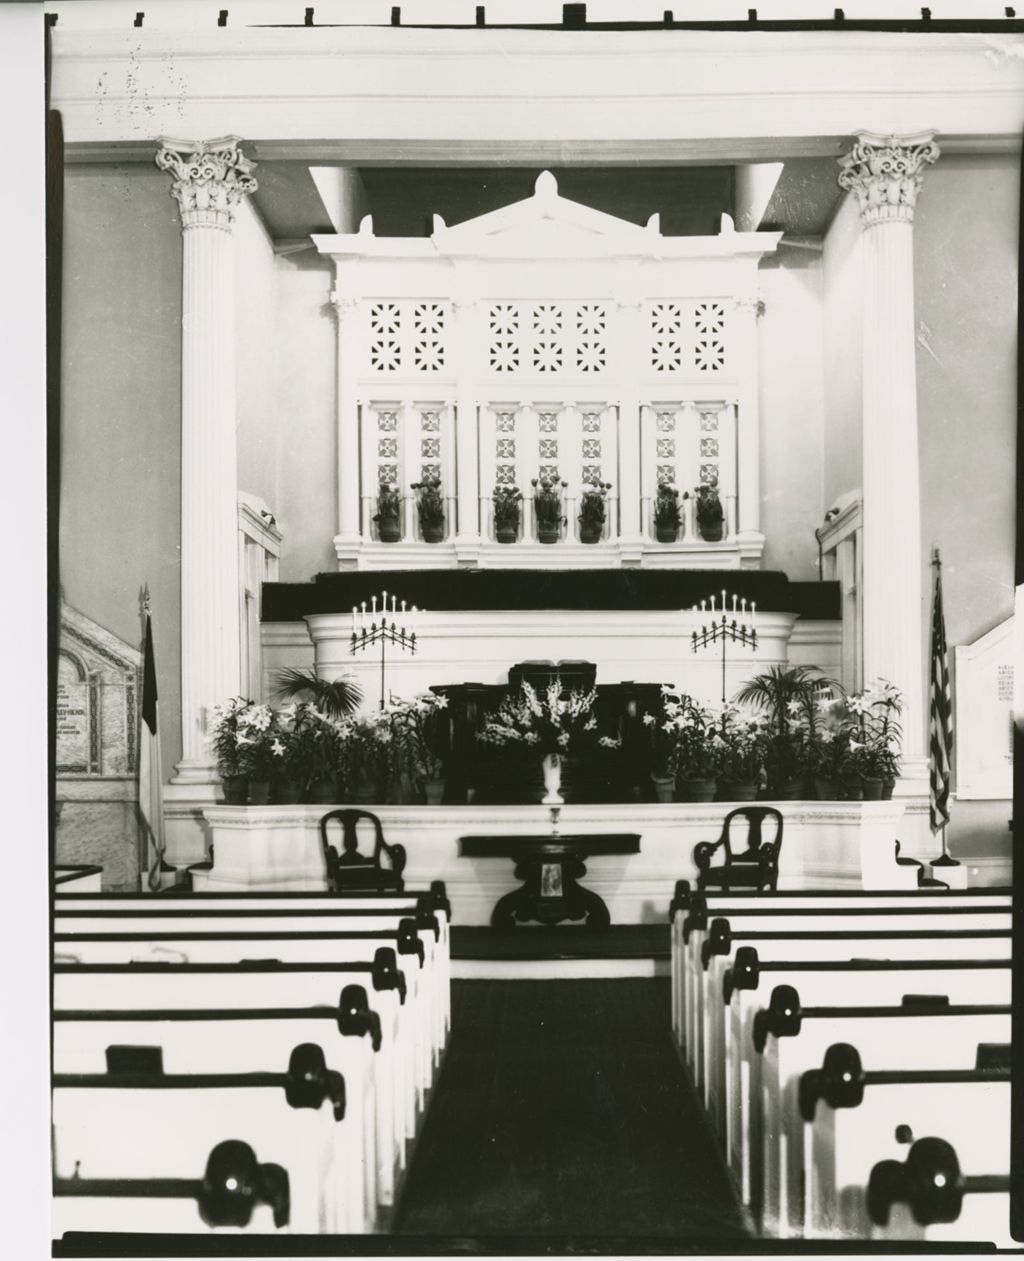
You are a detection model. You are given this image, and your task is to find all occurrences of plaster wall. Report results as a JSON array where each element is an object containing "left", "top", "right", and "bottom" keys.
[
  {"left": 757, "top": 250, "right": 825, "bottom": 582},
  {"left": 235, "top": 199, "right": 280, "bottom": 512},
  {"left": 59, "top": 163, "right": 183, "bottom": 775},
  {"left": 913, "top": 153, "right": 1018, "bottom": 862}
]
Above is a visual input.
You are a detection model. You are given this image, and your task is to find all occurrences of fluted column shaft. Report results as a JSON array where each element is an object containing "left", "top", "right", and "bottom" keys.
[
  {"left": 839, "top": 131, "right": 939, "bottom": 778},
  {"left": 332, "top": 294, "right": 363, "bottom": 564},
  {"left": 156, "top": 138, "right": 257, "bottom": 781}
]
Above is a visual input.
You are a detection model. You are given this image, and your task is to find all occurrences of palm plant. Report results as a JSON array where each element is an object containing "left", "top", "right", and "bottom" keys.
[
  {"left": 734, "top": 665, "right": 841, "bottom": 793},
  {"left": 274, "top": 668, "right": 363, "bottom": 719}
]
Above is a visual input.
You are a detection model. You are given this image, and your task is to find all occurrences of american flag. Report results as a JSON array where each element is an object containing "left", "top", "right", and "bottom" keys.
[
  {"left": 928, "top": 553, "right": 953, "bottom": 832},
  {"left": 138, "top": 593, "right": 167, "bottom": 890}
]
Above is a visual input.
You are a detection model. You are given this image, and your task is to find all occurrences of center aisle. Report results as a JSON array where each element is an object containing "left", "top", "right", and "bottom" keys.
[{"left": 393, "top": 977, "right": 751, "bottom": 1243}]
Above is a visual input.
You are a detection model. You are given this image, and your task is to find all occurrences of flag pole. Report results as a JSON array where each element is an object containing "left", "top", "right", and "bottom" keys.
[{"left": 928, "top": 548, "right": 959, "bottom": 868}]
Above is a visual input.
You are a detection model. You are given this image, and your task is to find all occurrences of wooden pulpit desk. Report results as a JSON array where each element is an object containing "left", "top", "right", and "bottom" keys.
[{"left": 458, "top": 833, "right": 641, "bottom": 930}]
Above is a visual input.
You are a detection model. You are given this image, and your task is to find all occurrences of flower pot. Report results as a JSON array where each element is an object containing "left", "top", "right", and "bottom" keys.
[
  {"left": 274, "top": 778, "right": 303, "bottom": 804},
  {"left": 307, "top": 776, "right": 337, "bottom": 805},
  {"left": 537, "top": 524, "right": 560, "bottom": 544},
  {"left": 678, "top": 777, "right": 717, "bottom": 803},
  {"left": 424, "top": 777, "right": 445, "bottom": 806},
  {"left": 421, "top": 524, "right": 445, "bottom": 544},
  {"left": 377, "top": 518, "right": 401, "bottom": 543},
  {"left": 842, "top": 781, "right": 865, "bottom": 801},
  {"left": 861, "top": 777, "right": 884, "bottom": 801},
  {"left": 353, "top": 779, "right": 379, "bottom": 805},
  {"left": 776, "top": 778, "right": 808, "bottom": 801},
  {"left": 717, "top": 780, "right": 757, "bottom": 802},
  {"left": 541, "top": 754, "right": 563, "bottom": 805},
  {"left": 814, "top": 777, "right": 839, "bottom": 801},
  {"left": 579, "top": 526, "right": 602, "bottom": 545},
  {"left": 221, "top": 774, "right": 248, "bottom": 805},
  {"left": 655, "top": 524, "right": 678, "bottom": 543},
  {"left": 651, "top": 773, "right": 676, "bottom": 804},
  {"left": 881, "top": 778, "right": 895, "bottom": 801},
  {"left": 698, "top": 518, "right": 724, "bottom": 542},
  {"left": 495, "top": 527, "right": 518, "bottom": 544},
  {"left": 248, "top": 779, "right": 271, "bottom": 806}
]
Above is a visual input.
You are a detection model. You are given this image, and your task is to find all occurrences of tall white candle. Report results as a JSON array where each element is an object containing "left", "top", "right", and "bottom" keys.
[
  {"left": 751, "top": 601, "right": 757, "bottom": 631},
  {"left": 701, "top": 599, "right": 706, "bottom": 612},
  {"left": 392, "top": 594, "right": 397, "bottom": 614},
  {"left": 721, "top": 588, "right": 727, "bottom": 613},
  {"left": 710, "top": 594, "right": 716, "bottom": 613},
  {"left": 732, "top": 594, "right": 737, "bottom": 613},
  {"left": 741, "top": 597, "right": 746, "bottom": 615},
  {"left": 361, "top": 601, "right": 367, "bottom": 629},
  {"left": 371, "top": 595, "right": 377, "bottom": 618}
]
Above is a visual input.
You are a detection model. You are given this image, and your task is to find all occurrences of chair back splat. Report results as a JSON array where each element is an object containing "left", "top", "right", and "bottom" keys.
[
  {"left": 318, "top": 809, "right": 407, "bottom": 893},
  {"left": 693, "top": 807, "right": 783, "bottom": 893}
]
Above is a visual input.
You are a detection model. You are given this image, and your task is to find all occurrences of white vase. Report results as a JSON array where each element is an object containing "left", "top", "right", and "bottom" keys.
[{"left": 541, "top": 753, "right": 564, "bottom": 805}]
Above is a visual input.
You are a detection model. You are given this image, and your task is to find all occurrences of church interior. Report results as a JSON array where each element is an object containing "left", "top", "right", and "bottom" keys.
[{"left": 22, "top": 0, "right": 1022, "bottom": 1252}]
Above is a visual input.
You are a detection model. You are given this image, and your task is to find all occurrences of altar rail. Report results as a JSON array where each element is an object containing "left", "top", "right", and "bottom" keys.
[{"left": 193, "top": 801, "right": 916, "bottom": 924}]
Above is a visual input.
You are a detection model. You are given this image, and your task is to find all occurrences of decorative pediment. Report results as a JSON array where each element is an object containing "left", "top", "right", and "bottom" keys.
[{"left": 432, "top": 171, "right": 657, "bottom": 255}]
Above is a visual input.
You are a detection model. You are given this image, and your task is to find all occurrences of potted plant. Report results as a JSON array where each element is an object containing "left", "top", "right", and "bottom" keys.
[
  {"left": 274, "top": 667, "right": 363, "bottom": 719},
  {"left": 373, "top": 481, "right": 403, "bottom": 543},
  {"left": 695, "top": 476, "right": 725, "bottom": 542},
  {"left": 662, "top": 689, "right": 719, "bottom": 801},
  {"left": 654, "top": 484, "right": 683, "bottom": 544},
  {"left": 388, "top": 691, "right": 450, "bottom": 804},
  {"left": 492, "top": 485, "right": 523, "bottom": 544},
  {"left": 531, "top": 477, "right": 567, "bottom": 544},
  {"left": 410, "top": 475, "right": 445, "bottom": 543},
  {"left": 274, "top": 702, "right": 343, "bottom": 803},
  {"left": 844, "top": 681, "right": 904, "bottom": 800},
  {"left": 711, "top": 705, "right": 769, "bottom": 801},
  {"left": 211, "top": 698, "right": 280, "bottom": 804},
  {"left": 337, "top": 711, "right": 394, "bottom": 804},
  {"left": 734, "top": 665, "right": 841, "bottom": 797},
  {"left": 210, "top": 696, "right": 253, "bottom": 803},
  {"left": 577, "top": 481, "right": 612, "bottom": 544}
]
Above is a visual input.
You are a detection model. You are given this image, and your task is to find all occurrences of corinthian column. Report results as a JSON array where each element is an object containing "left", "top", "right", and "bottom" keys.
[
  {"left": 156, "top": 137, "right": 258, "bottom": 781},
  {"left": 838, "top": 131, "right": 939, "bottom": 788}
]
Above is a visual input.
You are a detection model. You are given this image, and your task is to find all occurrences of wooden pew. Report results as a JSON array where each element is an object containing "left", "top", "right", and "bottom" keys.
[
  {"left": 695, "top": 917, "right": 1011, "bottom": 1129},
  {"left": 720, "top": 957, "right": 1012, "bottom": 1216},
  {"left": 53, "top": 982, "right": 393, "bottom": 1221},
  {"left": 672, "top": 888, "right": 1011, "bottom": 1071},
  {"left": 53, "top": 1138, "right": 290, "bottom": 1235},
  {"left": 53, "top": 905, "right": 447, "bottom": 1071},
  {"left": 54, "top": 960, "right": 408, "bottom": 1213},
  {"left": 754, "top": 991, "right": 1011, "bottom": 1237},
  {"left": 800, "top": 1045, "right": 1011, "bottom": 1241},
  {"left": 53, "top": 920, "right": 437, "bottom": 1107},
  {"left": 867, "top": 1136, "right": 1013, "bottom": 1247},
  {"left": 53, "top": 1063, "right": 348, "bottom": 1234}
]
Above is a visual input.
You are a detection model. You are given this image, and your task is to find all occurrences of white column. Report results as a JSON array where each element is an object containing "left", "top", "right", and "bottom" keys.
[
  {"left": 330, "top": 292, "right": 362, "bottom": 567},
  {"left": 838, "top": 130, "right": 939, "bottom": 786},
  {"left": 734, "top": 296, "right": 765, "bottom": 565},
  {"left": 156, "top": 138, "right": 257, "bottom": 783},
  {"left": 452, "top": 297, "right": 481, "bottom": 564}
]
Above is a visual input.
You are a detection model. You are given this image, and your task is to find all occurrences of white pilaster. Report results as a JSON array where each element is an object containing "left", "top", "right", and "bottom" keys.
[
  {"left": 452, "top": 296, "right": 482, "bottom": 564},
  {"left": 615, "top": 295, "right": 644, "bottom": 564},
  {"left": 156, "top": 137, "right": 257, "bottom": 783},
  {"left": 331, "top": 292, "right": 363, "bottom": 568},
  {"left": 839, "top": 130, "right": 939, "bottom": 788},
  {"left": 734, "top": 296, "right": 765, "bottom": 563}
]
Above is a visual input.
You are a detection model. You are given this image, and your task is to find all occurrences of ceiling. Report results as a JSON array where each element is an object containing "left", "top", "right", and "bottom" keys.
[{"left": 250, "top": 158, "right": 846, "bottom": 244}]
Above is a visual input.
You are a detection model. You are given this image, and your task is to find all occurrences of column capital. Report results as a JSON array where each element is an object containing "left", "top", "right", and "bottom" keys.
[
  {"left": 838, "top": 131, "right": 939, "bottom": 227},
  {"left": 156, "top": 137, "right": 258, "bottom": 231}
]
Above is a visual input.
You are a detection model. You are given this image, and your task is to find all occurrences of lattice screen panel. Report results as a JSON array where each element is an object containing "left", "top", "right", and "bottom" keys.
[
  {"left": 363, "top": 401, "right": 455, "bottom": 539},
  {"left": 647, "top": 301, "right": 728, "bottom": 378},
  {"left": 641, "top": 403, "right": 736, "bottom": 535},
  {"left": 366, "top": 301, "right": 450, "bottom": 376},
  {"left": 486, "top": 301, "right": 611, "bottom": 380}
]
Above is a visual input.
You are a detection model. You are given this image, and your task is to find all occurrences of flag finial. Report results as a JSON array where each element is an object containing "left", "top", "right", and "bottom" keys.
[
  {"left": 141, "top": 584, "right": 151, "bottom": 618},
  {"left": 931, "top": 547, "right": 941, "bottom": 570}
]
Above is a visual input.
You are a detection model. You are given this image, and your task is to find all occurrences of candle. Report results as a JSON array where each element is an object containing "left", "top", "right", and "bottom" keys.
[
  {"left": 401, "top": 599, "right": 406, "bottom": 616},
  {"left": 721, "top": 588, "right": 727, "bottom": 612},
  {"left": 732, "top": 594, "right": 737, "bottom": 613},
  {"left": 392, "top": 595, "right": 397, "bottom": 614},
  {"left": 741, "top": 597, "right": 746, "bottom": 615},
  {"left": 352, "top": 605, "right": 357, "bottom": 630},
  {"left": 701, "top": 599, "right": 706, "bottom": 612},
  {"left": 710, "top": 594, "right": 716, "bottom": 613},
  {"left": 751, "top": 601, "right": 757, "bottom": 630},
  {"left": 371, "top": 595, "right": 377, "bottom": 618}
]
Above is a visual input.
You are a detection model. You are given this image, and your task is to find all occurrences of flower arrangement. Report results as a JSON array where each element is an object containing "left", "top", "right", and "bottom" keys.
[
  {"left": 531, "top": 477, "right": 567, "bottom": 534},
  {"left": 476, "top": 679, "right": 601, "bottom": 761},
  {"left": 695, "top": 475, "right": 724, "bottom": 540},
  {"left": 336, "top": 710, "right": 396, "bottom": 791},
  {"left": 492, "top": 485, "right": 523, "bottom": 538},
  {"left": 210, "top": 698, "right": 281, "bottom": 782},
  {"left": 654, "top": 485, "right": 684, "bottom": 538},
  {"left": 646, "top": 688, "right": 719, "bottom": 780},
  {"left": 411, "top": 476, "right": 445, "bottom": 538},
  {"left": 578, "top": 481, "right": 612, "bottom": 539}
]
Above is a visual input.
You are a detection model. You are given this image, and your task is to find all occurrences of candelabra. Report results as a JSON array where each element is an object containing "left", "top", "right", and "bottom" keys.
[
  {"left": 350, "top": 591, "right": 419, "bottom": 709},
  {"left": 691, "top": 588, "right": 758, "bottom": 704}
]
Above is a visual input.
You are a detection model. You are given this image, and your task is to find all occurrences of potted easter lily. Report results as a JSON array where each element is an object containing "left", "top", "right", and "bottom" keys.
[
  {"left": 711, "top": 705, "right": 770, "bottom": 801},
  {"left": 211, "top": 698, "right": 280, "bottom": 804}
]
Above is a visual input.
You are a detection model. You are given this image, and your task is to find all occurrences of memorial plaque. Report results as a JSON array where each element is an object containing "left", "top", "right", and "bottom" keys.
[
  {"left": 57, "top": 653, "right": 94, "bottom": 773},
  {"left": 954, "top": 616, "right": 1014, "bottom": 800}
]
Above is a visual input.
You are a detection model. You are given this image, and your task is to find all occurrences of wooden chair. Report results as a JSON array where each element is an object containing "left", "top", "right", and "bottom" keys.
[
  {"left": 693, "top": 806, "right": 783, "bottom": 893},
  {"left": 318, "top": 808, "right": 407, "bottom": 892}
]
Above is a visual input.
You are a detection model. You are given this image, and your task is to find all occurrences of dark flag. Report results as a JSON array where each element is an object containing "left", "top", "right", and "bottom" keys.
[
  {"left": 928, "top": 551, "right": 953, "bottom": 833},
  {"left": 139, "top": 594, "right": 166, "bottom": 890}
]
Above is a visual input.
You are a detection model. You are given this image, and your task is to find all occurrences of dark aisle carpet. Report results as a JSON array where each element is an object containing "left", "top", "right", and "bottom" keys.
[{"left": 392, "top": 978, "right": 750, "bottom": 1243}]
